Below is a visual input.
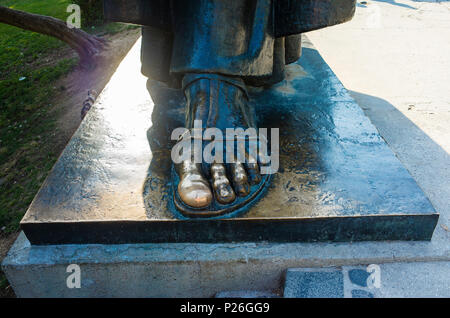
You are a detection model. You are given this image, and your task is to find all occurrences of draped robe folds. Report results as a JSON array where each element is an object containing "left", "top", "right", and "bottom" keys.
[{"left": 104, "top": 0, "right": 356, "bottom": 87}]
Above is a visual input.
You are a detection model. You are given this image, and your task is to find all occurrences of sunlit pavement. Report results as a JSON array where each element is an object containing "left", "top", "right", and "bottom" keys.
[
  {"left": 309, "top": 0, "right": 450, "bottom": 250},
  {"left": 296, "top": 1, "right": 450, "bottom": 297}
]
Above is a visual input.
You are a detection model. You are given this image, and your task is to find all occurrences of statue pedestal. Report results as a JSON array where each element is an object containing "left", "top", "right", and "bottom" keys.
[
  {"left": 2, "top": 37, "right": 439, "bottom": 297},
  {"left": 18, "top": 37, "right": 437, "bottom": 245}
]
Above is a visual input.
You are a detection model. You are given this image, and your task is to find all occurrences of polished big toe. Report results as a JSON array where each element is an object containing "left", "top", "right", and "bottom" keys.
[{"left": 178, "top": 173, "right": 213, "bottom": 208}]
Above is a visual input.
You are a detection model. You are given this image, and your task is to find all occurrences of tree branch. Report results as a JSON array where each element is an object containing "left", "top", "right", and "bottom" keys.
[{"left": 0, "top": 5, "right": 107, "bottom": 68}]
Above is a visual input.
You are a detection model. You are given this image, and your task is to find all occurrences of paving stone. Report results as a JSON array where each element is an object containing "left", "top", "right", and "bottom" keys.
[{"left": 283, "top": 268, "right": 344, "bottom": 298}]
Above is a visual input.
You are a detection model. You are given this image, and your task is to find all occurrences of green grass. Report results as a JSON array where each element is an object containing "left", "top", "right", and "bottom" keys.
[
  {"left": 0, "top": 0, "right": 126, "bottom": 296},
  {"left": 0, "top": 0, "right": 73, "bottom": 75},
  {"left": 0, "top": 273, "right": 10, "bottom": 296},
  {"left": 0, "top": 0, "right": 136, "bottom": 235},
  {"left": 0, "top": 0, "right": 78, "bottom": 235},
  {"left": 0, "top": 0, "right": 138, "bottom": 295}
]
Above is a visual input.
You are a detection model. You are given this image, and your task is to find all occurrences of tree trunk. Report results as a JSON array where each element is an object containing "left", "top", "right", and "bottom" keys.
[{"left": 0, "top": 5, "right": 107, "bottom": 68}]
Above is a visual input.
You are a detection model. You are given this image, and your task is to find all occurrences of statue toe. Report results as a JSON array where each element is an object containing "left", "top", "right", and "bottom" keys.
[
  {"left": 211, "top": 163, "right": 236, "bottom": 204},
  {"left": 245, "top": 154, "right": 261, "bottom": 185},
  {"left": 231, "top": 162, "right": 250, "bottom": 197},
  {"left": 178, "top": 174, "right": 213, "bottom": 208}
]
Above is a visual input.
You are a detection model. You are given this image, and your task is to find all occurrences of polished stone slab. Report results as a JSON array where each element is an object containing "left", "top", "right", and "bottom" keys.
[{"left": 19, "top": 37, "right": 438, "bottom": 245}]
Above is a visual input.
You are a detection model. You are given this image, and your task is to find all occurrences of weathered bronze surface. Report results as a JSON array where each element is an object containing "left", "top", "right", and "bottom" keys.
[
  {"left": 20, "top": 39, "right": 438, "bottom": 244},
  {"left": 103, "top": 0, "right": 359, "bottom": 216},
  {"left": 172, "top": 73, "right": 273, "bottom": 217},
  {"left": 104, "top": 0, "right": 356, "bottom": 36},
  {"left": 18, "top": 1, "right": 439, "bottom": 242}
]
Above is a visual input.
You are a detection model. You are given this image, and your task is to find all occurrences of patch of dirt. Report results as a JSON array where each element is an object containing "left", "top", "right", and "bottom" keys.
[
  {"left": 27, "top": 45, "right": 76, "bottom": 73},
  {"left": 0, "top": 233, "right": 18, "bottom": 262},
  {"left": 0, "top": 27, "right": 141, "bottom": 298}
]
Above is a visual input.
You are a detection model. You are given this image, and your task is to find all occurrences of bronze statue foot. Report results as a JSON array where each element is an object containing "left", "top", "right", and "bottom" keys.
[{"left": 172, "top": 73, "right": 271, "bottom": 218}]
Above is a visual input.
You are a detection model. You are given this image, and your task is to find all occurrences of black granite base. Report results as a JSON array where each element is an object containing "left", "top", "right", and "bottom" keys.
[{"left": 22, "top": 214, "right": 438, "bottom": 245}]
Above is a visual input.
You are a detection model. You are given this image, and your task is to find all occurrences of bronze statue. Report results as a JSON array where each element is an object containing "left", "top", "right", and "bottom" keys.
[{"left": 104, "top": 0, "right": 356, "bottom": 218}]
